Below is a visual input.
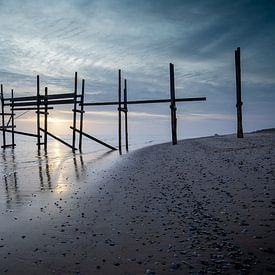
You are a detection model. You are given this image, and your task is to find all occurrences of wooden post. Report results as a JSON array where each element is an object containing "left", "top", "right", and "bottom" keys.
[
  {"left": 44, "top": 87, "right": 48, "bottom": 150},
  {"left": 36, "top": 75, "right": 41, "bottom": 149},
  {"left": 124, "top": 79, "right": 129, "bottom": 151},
  {"left": 118, "top": 69, "right": 122, "bottom": 154},
  {"left": 1, "top": 84, "right": 6, "bottom": 148},
  {"left": 11, "top": 89, "right": 15, "bottom": 148},
  {"left": 72, "top": 72, "right": 77, "bottom": 151},
  {"left": 79, "top": 79, "right": 85, "bottom": 151},
  {"left": 169, "top": 63, "right": 177, "bottom": 145},
  {"left": 235, "top": 47, "right": 244, "bottom": 138}
]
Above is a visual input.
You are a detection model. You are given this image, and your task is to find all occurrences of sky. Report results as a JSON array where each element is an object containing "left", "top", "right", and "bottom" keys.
[{"left": 0, "top": 0, "right": 274, "bottom": 142}]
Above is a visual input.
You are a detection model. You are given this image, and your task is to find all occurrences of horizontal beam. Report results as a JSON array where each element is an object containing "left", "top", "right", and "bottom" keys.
[
  {"left": 1, "top": 144, "right": 16, "bottom": 148},
  {"left": 40, "top": 128, "right": 77, "bottom": 150},
  {"left": 82, "top": 97, "right": 206, "bottom": 106},
  {"left": 0, "top": 129, "right": 41, "bottom": 138},
  {"left": 4, "top": 93, "right": 81, "bottom": 102},
  {"left": 70, "top": 127, "right": 117, "bottom": 151},
  {"left": 8, "top": 99, "right": 81, "bottom": 107},
  {"left": 12, "top": 107, "right": 54, "bottom": 111},
  {"left": 0, "top": 113, "right": 14, "bottom": 116},
  {"left": 0, "top": 125, "right": 16, "bottom": 129}
]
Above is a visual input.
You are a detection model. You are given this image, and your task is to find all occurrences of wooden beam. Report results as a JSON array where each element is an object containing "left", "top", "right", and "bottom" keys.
[
  {"left": 44, "top": 87, "right": 48, "bottom": 150},
  {"left": 72, "top": 72, "right": 77, "bottom": 151},
  {"left": 1, "top": 84, "right": 6, "bottom": 148},
  {"left": 82, "top": 97, "right": 206, "bottom": 106},
  {"left": 40, "top": 128, "right": 77, "bottom": 150},
  {"left": 169, "top": 63, "right": 177, "bottom": 145},
  {"left": 79, "top": 79, "right": 85, "bottom": 151},
  {"left": 37, "top": 75, "right": 41, "bottom": 149},
  {"left": 0, "top": 129, "right": 41, "bottom": 138},
  {"left": 71, "top": 127, "right": 117, "bottom": 151},
  {"left": 124, "top": 79, "right": 129, "bottom": 151},
  {"left": 235, "top": 47, "right": 244, "bottom": 138},
  {"left": 9, "top": 99, "right": 80, "bottom": 107},
  {"left": 118, "top": 70, "right": 122, "bottom": 154},
  {"left": 11, "top": 89, "right": 15, "bottom": 148},
  {"left": 4, "top": 93, "right": 80, "bottom": 102}
]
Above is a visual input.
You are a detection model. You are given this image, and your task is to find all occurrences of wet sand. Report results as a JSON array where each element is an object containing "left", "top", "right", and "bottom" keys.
[{"left": 1, "top": 131, "right": 275, "bottom": 274}]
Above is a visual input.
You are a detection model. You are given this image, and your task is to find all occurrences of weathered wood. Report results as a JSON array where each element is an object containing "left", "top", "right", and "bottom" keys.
[
  {"left": 235, "top": 47, "right": 244, "bottom": 138},
  {"left": 10, "top": 99, "right": 80, "bottom": 107},
  {"left": 0, "top": 129, "right": 41, "bottom": 138},
  {"left": 83, "top": 97, "right": 206, "bottom": 106},
  {"left": 11, "top": 89, "right": 15, "bottom": 148},
  {"left": 72, "top": 72, "right": 77, "bottom": 151},
  {"left": 169, "top": 63, "right": 177, "bottom": 145},
  {"left": 44, "top": 87, "right": 48, "bottom": 150},
  {"left": 118, "top": 69, "right": 122, "bottom": 154},
  {"left": 71, "top": 127, "right": 117, "bottom": 151},
  {"left": 72, "top": 109, "right": 85, "bottom": 113},
  {"left": 40, "top": 128, "right": 77, "bottom": 150},
  {"left": 13, "top": 107, "right": 54, "bottom": 111},
  {"left": 4, "top": 93, "right": 79, "bottom": 102},
  {"left": 79, "top": 79, "right": 85, "bottom": 151},
  {"left": 1, "top": 84, "right": 6, "bottom": 148},
  {"left": 0, "top": 125, "right": 16, "bottom": 129},
  {"left": 1, "top": 144, "right": 16, "bottom": 148},
  {"left": 124, "top": 79, "right": 129, "bottom": 151},
  {"left": 36, "top": 75, "right": 41, "bottom": 149}
]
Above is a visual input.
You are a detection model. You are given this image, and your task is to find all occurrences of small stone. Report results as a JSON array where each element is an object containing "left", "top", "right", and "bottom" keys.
[{"left": 145, "top": 269, "right": 155, "bottom": 275}]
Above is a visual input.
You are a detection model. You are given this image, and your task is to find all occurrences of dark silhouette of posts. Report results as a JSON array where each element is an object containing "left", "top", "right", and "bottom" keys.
[
  {"left": 79, "top": 79, "right": 85, "bottom": 151},
  {"left": 36, "top": 75, "right": 41, "bottom": 149},
  {"left": 235, "top": 47, "right": 244, "bottom": 138},
  {"left": 118, "top": 69, "right": 122, "bottom": 154},
  {"left": 1, "top": 84, "right": 6, "bottom": 148},
  {"left": 44, "top": 87, "right": 48, "bottom": 150},
  {"left": 11, "top": 89, "right": 15, "bottom": 148},
  {"left": 169, "top": 63, "right": 177, "bottom": 145},
  {"left": 124, "top": 79, "right": 129, "bottom": 151},
  {"left": 72, "top": 72, "right": 77, "bottom": 151}
]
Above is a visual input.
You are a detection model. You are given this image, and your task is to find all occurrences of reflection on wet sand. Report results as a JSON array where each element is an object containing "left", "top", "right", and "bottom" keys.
[
  {"left": 38, "top": 150, "right": 52, "bottom": 191},
  {"left": 0, "top": 147, "right": 103, "bottom": 210},
  {"left": 1, "top": 149, "right": 19, "bottom": 209}
]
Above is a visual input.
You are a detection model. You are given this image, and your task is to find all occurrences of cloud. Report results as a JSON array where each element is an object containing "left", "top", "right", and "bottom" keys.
[{"left": 0, "top": 0, "right": 274, "bottom": 135}]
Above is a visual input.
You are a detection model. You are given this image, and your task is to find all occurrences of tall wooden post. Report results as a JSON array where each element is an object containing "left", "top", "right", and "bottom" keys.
[
  {"left": 124, "top": 79, "right": 129, "bottom": 152},
  {"left": 169, "top": 63, "right": 177, "bottom": 145},
  {"left": 118, "top": 69, "right": 122, "bottom": 154},
  {"left": 72, "top": 72, "right": 77, "bottom": 151},
  {"left": 79, "top": 79, "right": 85, "bottom": 151},
  {"left": 11, "top": 89, "right": 15, "bottom": 148},
  {"left": 44, "top": 87, "right": 48, "bottom": 150},
  {"left": 235, "top": 47, "right": 244, "bottom": 138},
  {"left": 36, "top": 75, "right": 41, "bottom": 149},
  {"left": 1, "top": 84, "right": 6, "bottom": 148}
]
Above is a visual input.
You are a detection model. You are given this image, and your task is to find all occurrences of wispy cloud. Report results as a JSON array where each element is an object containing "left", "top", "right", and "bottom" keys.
[{"left": 0, "top": 0, "right": 274, "bottom": 135}]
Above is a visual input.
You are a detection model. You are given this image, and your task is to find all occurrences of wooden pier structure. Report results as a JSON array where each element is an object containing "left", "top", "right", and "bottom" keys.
[{"left": 1, "top": 63, "right": 207, "bottom": 153}]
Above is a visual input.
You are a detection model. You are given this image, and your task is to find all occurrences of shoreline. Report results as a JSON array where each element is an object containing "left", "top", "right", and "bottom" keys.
[{"left": 0, "top": 131, "right": 275, "bottom": 274}]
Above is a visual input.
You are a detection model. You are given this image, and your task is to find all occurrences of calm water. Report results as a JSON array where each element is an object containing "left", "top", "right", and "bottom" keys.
[{"left": 0, "top": 108, "right": 233, "bottom": 212}]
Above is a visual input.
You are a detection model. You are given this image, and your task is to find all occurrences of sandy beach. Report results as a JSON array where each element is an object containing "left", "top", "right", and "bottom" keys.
[{"left": 0, "top": 130, "right": 275, "bottom": 274}]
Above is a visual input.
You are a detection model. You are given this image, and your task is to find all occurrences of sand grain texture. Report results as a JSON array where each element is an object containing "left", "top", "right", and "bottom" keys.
[{"left": 0, "top": 132, "right": 275, "bottom": 274}]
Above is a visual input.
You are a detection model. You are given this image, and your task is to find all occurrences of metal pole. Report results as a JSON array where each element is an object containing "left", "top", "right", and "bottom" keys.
[
  {"left": 235, "top": 47, "right": 244, "bottom": 138},
  {"left": 169, "top": 63, "right": 177, "bottom": 145},
  {"left": 79, "top": 79, "right": 85, "bottom": 151},
  {"left": 72, "top": 72, "right": 77, "bottom": 151},
  {"left": 1, "top": 84, "right": 6, "bottom": 148},
  {"left": 36, "top": 75, "right": 41, "bottom": 149},
  {"left": 124, "top": 79, "right": 129, "bottom": 151},
  {"left": 118, "top": 69, "right": 122, "bottom": 154}
]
